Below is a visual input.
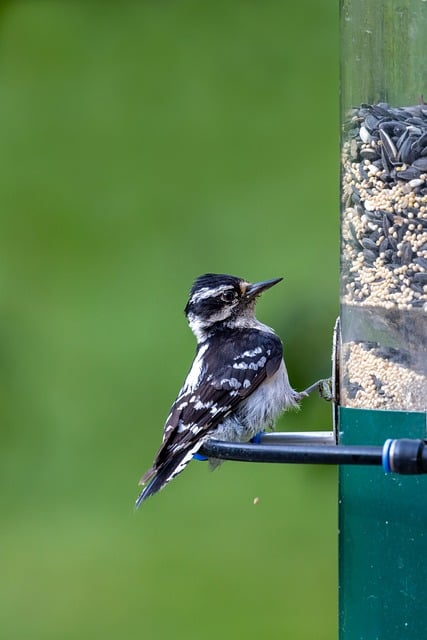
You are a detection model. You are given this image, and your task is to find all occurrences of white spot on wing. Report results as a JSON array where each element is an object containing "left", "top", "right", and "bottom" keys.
[
  {"left": 194, "top": 399, "right": 213, "bottom": 410},
  {"left": 220, "top": 377, "right": 241, "bottom": 389},
  {"left": 247, "top": 356, "right": 267, "bottom": 370},
  {"left": 233, "top": 347, "right": 263, "bottom": 360},
  {"left": 233, "top": 361, "right": 248, "bottom": 370}
]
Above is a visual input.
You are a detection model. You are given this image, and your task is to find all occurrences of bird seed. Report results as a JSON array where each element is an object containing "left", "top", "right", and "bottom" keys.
[{"left": 341, "top": 102, "right": 427, "bottom": 411}]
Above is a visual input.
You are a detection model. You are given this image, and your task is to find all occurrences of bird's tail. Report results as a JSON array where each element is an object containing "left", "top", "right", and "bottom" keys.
[{"left": 135, "top": 442, "right": 203, "bottom": 508}]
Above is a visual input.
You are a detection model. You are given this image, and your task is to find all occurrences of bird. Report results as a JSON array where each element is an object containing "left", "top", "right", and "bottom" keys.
[{"left": 136, "top": 273, "right": 306, "bottom": 507}]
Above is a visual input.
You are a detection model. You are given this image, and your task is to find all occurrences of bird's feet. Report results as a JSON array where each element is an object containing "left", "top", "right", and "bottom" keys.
[{"left": 296, "top": 377, "right": 333, "bottom": 402}]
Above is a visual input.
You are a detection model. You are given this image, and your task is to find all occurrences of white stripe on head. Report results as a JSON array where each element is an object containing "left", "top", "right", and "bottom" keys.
[{"left": 190, "top": 285, "right": 234, "bottom": 305}]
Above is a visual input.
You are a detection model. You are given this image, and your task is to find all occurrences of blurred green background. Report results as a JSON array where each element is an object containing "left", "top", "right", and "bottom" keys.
[{"left": 0, "top": 2, "right": 338, "bottom": 638}]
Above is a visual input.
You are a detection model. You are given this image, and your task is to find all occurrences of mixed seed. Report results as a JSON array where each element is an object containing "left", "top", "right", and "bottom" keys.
[
  {"left": 341, "top": 102, "right": 427, "bottom": 411},
  {"left": 340, "top": 341, "right": 426, "bottom": 412},
  {"left": 342, "top": 102, "right": 427, "bottom": 310}
]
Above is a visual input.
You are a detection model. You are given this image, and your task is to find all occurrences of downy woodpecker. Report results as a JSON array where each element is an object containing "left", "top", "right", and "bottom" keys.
[{"left": 136, "top": 273, "right": 311, "bottom": 506}]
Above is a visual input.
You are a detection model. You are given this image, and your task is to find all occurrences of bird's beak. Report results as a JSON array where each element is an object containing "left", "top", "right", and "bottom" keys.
[{"left": 245, "top": 277, "right": 283, "bottom": 300}]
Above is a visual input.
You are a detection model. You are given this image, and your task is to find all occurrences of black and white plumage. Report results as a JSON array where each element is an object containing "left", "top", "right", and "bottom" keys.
[{"left": 136, "top": 273, "right": 300, "bottom": 507}]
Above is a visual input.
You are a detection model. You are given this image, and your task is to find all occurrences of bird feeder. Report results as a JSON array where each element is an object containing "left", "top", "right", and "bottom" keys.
[
  {"left": 338, "top": 1, "right": 427, "bottom": 637},
  {"left": 202, "top": 1, "right": 427, "bottom": 637}
]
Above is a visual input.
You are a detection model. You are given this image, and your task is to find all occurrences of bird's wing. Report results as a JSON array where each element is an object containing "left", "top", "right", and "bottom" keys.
[
  {"left": 136, "top": 330, "right": 283, "bottom": 505},
  {"left": 160, "top": 330, "right": 283, "bottom": 453}
]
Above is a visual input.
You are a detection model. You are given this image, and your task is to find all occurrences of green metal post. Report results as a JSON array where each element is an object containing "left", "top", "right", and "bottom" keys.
[{"left": 338, "top": 408, "right": 427, "bottom": 639}]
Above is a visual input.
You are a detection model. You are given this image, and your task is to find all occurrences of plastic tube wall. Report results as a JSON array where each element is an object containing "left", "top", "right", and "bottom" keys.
[{"left": 340, "top": 0, "right": 427, "bottom": 411}]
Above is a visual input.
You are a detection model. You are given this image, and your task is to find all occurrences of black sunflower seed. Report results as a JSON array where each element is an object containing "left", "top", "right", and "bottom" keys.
[
  {"left": 379, "top": 129, "right": 398, "bottom": 164},
  {"left": 379, "top": 238, "right": 389, "bottom": 253},
  {"left": 413, "top": 272, "right": 427, "bottom": 285},
  {"left": 361, "top": 238, "right": 378, "bottom": 251},
  {"left": 363, "top": 249, "right": 377, "bottom": 264},
  {"left": 400, "top": 241, "right": 413, "bottom": 264},
  {"left": 413, "top": 157, "right": 427, "bottom": 171},
  {"left": 397, "top": 167, "right": 421, "bottom": 181}
]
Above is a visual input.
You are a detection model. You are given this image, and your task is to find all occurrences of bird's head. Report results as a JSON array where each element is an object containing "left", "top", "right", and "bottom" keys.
[{"left": 184, "top": 273, "right": 282, "bottom": 341}]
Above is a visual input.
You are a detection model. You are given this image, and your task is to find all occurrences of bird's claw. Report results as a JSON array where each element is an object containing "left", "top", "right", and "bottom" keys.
[
  {"left": 298, "top": 377, "right": 333, "bottom": 402},
  {"left": 318, "top": 377, "right": 334, "bottom": 401}
]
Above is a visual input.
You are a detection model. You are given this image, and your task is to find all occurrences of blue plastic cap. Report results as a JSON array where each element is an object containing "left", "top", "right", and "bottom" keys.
[
  {"left": 193, "top": 452, "right": 208, "bottom": 461},
  {"left": 382, "top": 439, "right": 393, "bottom": 474}
]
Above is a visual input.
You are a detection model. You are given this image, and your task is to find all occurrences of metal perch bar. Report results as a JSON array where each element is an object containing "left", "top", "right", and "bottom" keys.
[{"left": 199, "top": 434, "right": 427, "bottom": 474}]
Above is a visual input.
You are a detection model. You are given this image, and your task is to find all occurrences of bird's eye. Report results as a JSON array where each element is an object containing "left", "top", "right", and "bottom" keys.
[{"left": 221, "top": 290, "right": 236, "bottom": 303}]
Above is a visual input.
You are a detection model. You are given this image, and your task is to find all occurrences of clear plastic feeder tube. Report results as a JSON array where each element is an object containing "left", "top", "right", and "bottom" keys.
[{"left": 340, "top": 0, "right": 427, "bottom": 411}]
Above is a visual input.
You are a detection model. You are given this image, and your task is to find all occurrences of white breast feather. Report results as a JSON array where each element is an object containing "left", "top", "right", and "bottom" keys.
[{"left": 212, "top": 360, "right": 299, "bottom": 443}]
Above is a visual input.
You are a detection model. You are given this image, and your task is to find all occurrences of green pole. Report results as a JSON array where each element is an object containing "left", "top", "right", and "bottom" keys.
[{"left": 338, "top": 408, "right": 427, "bottom": 639}]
